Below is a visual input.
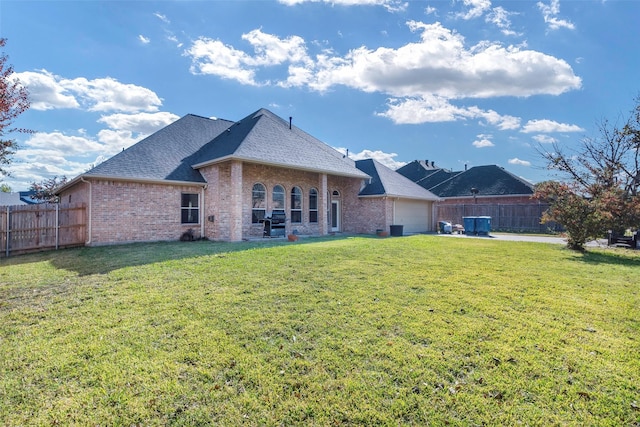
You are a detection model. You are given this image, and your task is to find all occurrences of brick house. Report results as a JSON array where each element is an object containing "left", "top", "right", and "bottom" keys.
[{"left": 57, "top": 109, "right": 438, "bottom": 245}]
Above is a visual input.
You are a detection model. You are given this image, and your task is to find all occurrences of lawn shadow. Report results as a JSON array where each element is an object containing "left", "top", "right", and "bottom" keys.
[
  {"left": 577, "top": 248, "right": 640, "bottom": 267},
  {"left": 2, "top": 235, "right": 358, "bottom": 276}
]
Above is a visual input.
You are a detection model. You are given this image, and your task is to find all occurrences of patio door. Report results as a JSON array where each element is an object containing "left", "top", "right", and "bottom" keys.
[{"left": 331, "top": 200, "right": 340, "bottom": 232}]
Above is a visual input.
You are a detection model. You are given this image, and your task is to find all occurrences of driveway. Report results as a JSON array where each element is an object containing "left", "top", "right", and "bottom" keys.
[{"left": 438, "top": 232, "right": 608, "bottom": 247}]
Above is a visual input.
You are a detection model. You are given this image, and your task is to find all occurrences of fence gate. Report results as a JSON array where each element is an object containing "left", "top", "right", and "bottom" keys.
[{"left": 1, "top": 203, "right": 86, "bottom": 258}]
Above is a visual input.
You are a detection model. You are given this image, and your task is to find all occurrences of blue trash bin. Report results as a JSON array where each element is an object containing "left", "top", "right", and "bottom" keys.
[
  {"left": 463, "top": 217, "right": 476, "bottom": 235},
  {"left": 475, "top": 216, "right": 491, "bottom": 235}
]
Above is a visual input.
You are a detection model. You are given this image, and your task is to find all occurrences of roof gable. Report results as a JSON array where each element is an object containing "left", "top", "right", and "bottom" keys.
[
  {"left": 356, "top": 159, "right": 439, "bottom": 200},
  {"left": 193, "top": 109, "right": 369, "bottom": 179}
]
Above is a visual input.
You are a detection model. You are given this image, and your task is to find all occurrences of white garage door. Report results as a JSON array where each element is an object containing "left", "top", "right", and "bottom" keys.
[{"left": 394, "top": 200, "right": 432, "bottom": 233}]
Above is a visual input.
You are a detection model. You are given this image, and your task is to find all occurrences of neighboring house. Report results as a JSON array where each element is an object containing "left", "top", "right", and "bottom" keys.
[
  {"left": 397, "top": 160, "right": 545, "bottom": 231},
  {"left": 0, "top": 191, "right": 40, "bottom": 206},
  {"left": 397, "top": 160, "right": 535, "bottom": 203},
  {"left": 57, "top": 108, "right": 438, "bottom": 245}
]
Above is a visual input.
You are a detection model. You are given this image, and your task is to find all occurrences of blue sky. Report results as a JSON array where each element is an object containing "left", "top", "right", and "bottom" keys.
[{"left": 1, "top": 0, "right": 639, "bottom": 190}]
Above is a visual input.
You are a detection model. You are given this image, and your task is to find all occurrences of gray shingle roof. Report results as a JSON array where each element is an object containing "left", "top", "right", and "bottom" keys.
[
  {"left": 396, "top": 160, "right": 460, "bottom": 189},
  {"left": 192, "top": 109, "right": 369, "bottom": 179},
  {"left": 81, "top": 109, "right": 368, "bottom": 184},
  {"left": 428, "top": 165, "right": 534, "bottom": 197},
  {"left": 356, "top": 159, "right": 439, "bottom": 200},
  {"left": 85, "top": 114, "right": 233, "bottom": 183}
]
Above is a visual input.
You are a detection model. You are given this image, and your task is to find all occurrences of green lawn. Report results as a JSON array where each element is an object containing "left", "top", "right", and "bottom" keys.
[{"left": 1, "top": 235, "right": 639, "bottom": 426}]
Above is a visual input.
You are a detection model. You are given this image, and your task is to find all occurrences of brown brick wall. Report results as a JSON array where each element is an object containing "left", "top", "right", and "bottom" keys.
[
  {"left": 59, "top": 161, "right": 402, "bottom": 244},
  {"left": 201, "top": 162, "right": 368, "bottom": 240},
  {"left": 61, "top": 179, "right": 204, "bottom": 245}
]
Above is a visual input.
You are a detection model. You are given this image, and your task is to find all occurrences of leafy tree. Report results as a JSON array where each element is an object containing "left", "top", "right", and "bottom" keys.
[
  {"left": 29, "top": 175, "right": 67, "bottom": 203},
  {"left": 0, "top": 183, "right": 11, "bottom": 192},
  {"left": 0, "top": 38, "right": 31, "bottom": 178},
  {"left": 535, "top": 96, "right": 640, "bottom": 250}
]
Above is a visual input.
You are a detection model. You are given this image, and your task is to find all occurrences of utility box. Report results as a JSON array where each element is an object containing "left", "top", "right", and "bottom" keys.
[{"left": 390, "top": 225, "right": 404, "bottom": 236}]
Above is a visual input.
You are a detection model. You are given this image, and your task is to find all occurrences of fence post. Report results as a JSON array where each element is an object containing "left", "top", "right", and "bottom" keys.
[
  {"left": 5, "top": 206, "right": 10, "bottom": 258},
  {"left": 55, "top": 204, "right": 59, "bottom": 250}
]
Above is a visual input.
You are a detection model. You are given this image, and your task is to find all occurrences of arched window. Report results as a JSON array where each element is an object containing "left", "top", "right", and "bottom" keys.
[
  {"left": 309, "top": 188, "right": 318, "bottom": 223},
  {"left": 252, "top": 183, "right": 266, "bottom": 223},
  {"left": 272, "top": 185, "right": 285, "bottom": 213},
  {"left": 291, "top": 186, "right": 302, "bottom": 223}
]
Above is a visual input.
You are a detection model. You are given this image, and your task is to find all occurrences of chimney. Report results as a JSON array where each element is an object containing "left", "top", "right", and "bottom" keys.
[
  {"left": 289, "top": 116, "right": 292, "bottom": 129},
  {"left": 431, "top": 161, "right": 435, "bottom": 168},
  {"left": 465, "top": 163, "right": 468, "bottom": 171}
]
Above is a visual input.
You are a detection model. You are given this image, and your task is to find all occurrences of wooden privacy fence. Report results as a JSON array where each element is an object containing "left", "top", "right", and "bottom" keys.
[
  {"left": 1, "top": 203, "right": 86, "bottom": 258},
  {"left": 436, "top": 203, "right": 560, "bottom": 233}
]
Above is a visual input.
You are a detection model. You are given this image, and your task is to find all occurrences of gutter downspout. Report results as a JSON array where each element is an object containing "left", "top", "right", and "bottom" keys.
[{"left": 80, "top": 177, "right": 92, "bottom": 245}]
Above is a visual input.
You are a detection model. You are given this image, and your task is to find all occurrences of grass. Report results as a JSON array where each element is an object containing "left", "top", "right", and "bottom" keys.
[{"left": 1, "top": 235, "right": 639, "bottom": 426}]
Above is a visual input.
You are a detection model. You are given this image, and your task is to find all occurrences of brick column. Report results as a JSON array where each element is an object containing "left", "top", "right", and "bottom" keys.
[
  {"left": 229, "top": 161, "right": 243, "bottom": 241},
  {"left": 203, "top": 166, "right": 219, "bottom": 240},
  {"left": 319, "top": 173, "right": 328, "bottom": 235}
]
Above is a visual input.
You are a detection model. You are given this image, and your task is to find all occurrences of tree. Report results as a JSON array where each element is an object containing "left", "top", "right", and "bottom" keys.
[
  {"left": 0, "top": 38, "right": 31, "bottom": 178},
  {"left": 0, "top": 183, "right": 11, "bottom": 192},
  {"left": 535, "top": 96, "right": 640, "bottom": 250},
  {"left": 29, "top": 176, "right": 67, "bottom": 203}
]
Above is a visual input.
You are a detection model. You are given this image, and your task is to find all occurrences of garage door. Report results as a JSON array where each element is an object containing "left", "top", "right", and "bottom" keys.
[{"left": 394, "top": 200, "right": 432, "bottom": 233}]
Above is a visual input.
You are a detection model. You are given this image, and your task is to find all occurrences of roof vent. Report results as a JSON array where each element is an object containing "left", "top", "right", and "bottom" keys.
[{"left": 289, "top": 116, "right": 292, "bottom": 130}]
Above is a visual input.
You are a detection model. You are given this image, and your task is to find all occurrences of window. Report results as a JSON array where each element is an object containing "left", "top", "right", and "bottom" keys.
[
  {"left": 309, "top": 188, "right": 318, "bottom": 223},
  {"left": 272, "top": 185, "right": 285, "bottom": 211},
  {"left": 252, "top": 183, "right": 266, "bottom": 223},
  {"left": 291, "top": 186, "right": 302, "bottom": 223},
  {"left": 181, "top": 193, "right": 199, "bottom": 224}
]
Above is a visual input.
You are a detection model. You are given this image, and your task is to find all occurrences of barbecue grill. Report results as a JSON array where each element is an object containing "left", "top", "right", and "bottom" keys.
[{"left": 262, "top": 211, "right": 286, "bottom": 237}]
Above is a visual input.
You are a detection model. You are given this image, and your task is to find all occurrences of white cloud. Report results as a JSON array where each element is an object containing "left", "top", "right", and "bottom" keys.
[
  {"left": 167, "top": 34, "right": 183, "bottom": 48},
  {"left": 154, "top": 12, "right": 170, "bottom": 24},
  {"left": 96, "top": 129, "right": 142, "bottom": 155},
  {"left": 532, "top": 134, "right": 558, "bottom": 144},
  {"left": 22, "top": 132, "right": 103, "bottom": 154},
  {"left": 9, "top": 132, "right": 105, "bottom": 187},
  {"left": 537, "top": 0, "right": 575, "bottom": 30},
  {"left": 183, "top": 22, "right": 580, "bottom": 132},
  {"left": 241, "top": 29, "right": 311, "bottom": 67},
  {"left": 335, "top": 148, "right": 406, "bottom": 169},
  {"left": 486, "top": 6, "right": 520, "bottom": 36},
  {"left": 139, "top": 35, "right": 151, "bottom": 44},
  {"left": 13, "top": 70, "right": 163, "bottom": 113},
  {"left": 61, "top": 77, "right": 162, "bottom": 112},
  {"left": 12, "top": 70, "right": 79, "bottom": 110},
  {"left": 521, "top": 119, "right": 583, "bottom": 133},
  {"left": 508, "top": 158, "right": 531, "bottom": 166},
  {"left": 455, "top": 0, "right": 491, "bottom": 20},
  {"left": 185, "top": 21, "right": 581, "bottom": 101},
  {"left": 277, "top": 0, "right": 407, "bottom": 12},
  {"left": 97, "top": 112, "right": 179, "bottom": 135},
  {"left": 377, "top": 95, "right": 520, "bottom": 129},
  {"left": 186, "top": 38, "right": 261, "bottom": 85},
  {"left": 472, "top": 134, "right": 495, "bottom": 148}
]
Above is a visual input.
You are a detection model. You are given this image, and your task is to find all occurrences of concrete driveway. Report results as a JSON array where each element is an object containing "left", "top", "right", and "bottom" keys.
[{"left": 438, "top": 232, "right": 609, "bottom": 247}]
